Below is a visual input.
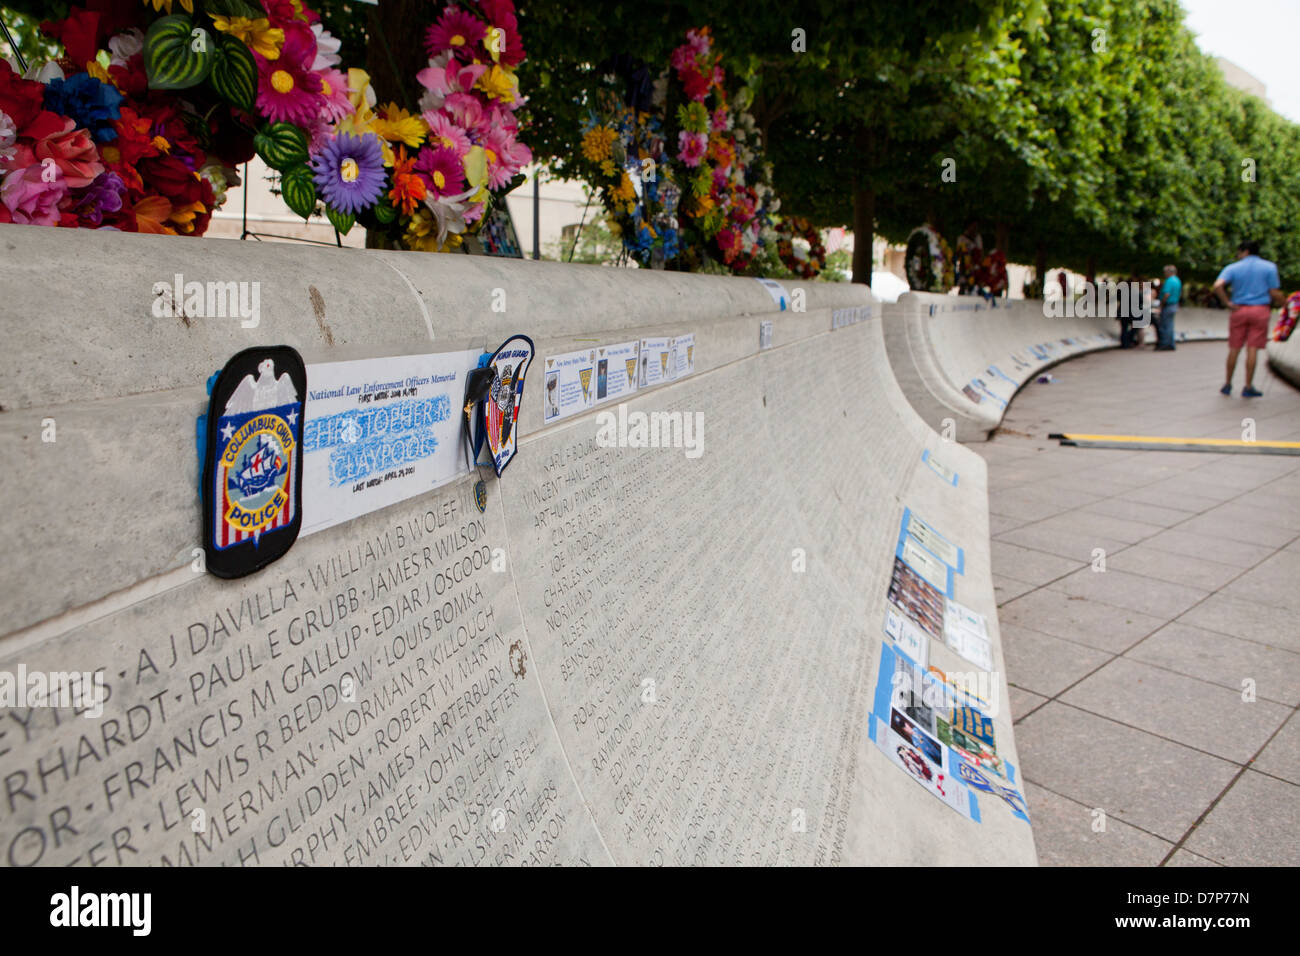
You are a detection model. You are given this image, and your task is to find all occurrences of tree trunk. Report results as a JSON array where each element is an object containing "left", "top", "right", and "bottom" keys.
[
  {"left": 1035, "top": 241, "right": 1047, "bottom": 299},
  {"left": 1086, "top": 255, "right": 1096, "bottom": 287},
  {"left": 995, "top": 221, "right": 1009, "bottom": 256},
  {"left": 852, "top": 185, "right": 875, "bottom": 286}
]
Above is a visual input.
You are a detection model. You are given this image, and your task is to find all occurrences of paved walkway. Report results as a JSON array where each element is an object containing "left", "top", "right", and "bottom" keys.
[{"left": 972, "top": 340, "right": 1300, "bottom": 867}]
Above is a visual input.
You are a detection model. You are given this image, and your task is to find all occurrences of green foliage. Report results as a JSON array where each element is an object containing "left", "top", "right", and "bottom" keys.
[
  {"left": 143, "top": 15, "right": 213, "bottom": 90},
  {"left": 254, "top": 122, "right": 310, "bottom": 172},
  {"left": 209, "top": 34, "right": 258, "bottom": 111},
  {"left": 280, "top": 166, "right": 319, "bottom": 220}
]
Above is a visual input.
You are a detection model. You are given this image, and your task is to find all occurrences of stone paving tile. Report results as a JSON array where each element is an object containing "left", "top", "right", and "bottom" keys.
[
  {"left": 1001, "top": 623, "right": 1112, "bottom": 698},
  {"left": 1048, "top": 567, "right": 1208, "bottom": 620},
  {"left": 1251, "top": 714, "right": 1300, "bottom": 786},
  {"left": 989, "top": 485, "right": 1102, "bottom": 523},
  {"left": 1203, "top": 499, "right": 1300, "bottom": 534},
  {"left": 1179, "top": 593, "right": 1300, "bottom": 654},
  {"left": 1008, "top": 685, "right": 1049, "bottom": 724},
  {"left": 1127, "top": 622, "right": 1300, "bottom": 706},
  {"left": 998, "top": 588, "right": 1164, "bottom": 654},
  {"left": 1078, "top": 498, "right": 1197, "bottom": 528},
  {"left": 1173, "top": 511, "right": 1296, "bottom": 548},
  {"left": 1218, "top": 550, "right": 1300, "bottom": 611},
  {"left": 1023, "top": 782, "right": 1174, "bottom": 867},
  {"left": 996, "top": 520, "right": 1130, "bottom": 564},
  {"left": 988, "top": 512, "right": 1032, "bottom": 536},
  {"left": 1123, "top": 485, "right": 1224, "bottom": 515},
  {"left": 1139, "top": 528, "right": 1277, "bottom": 569},
  {"left": 1060, "top": 657, "right": 1290, "bottom": 764},
  {"left": 993, "top": 574, "right": 1037, "bottom": 606},
  {"left": 1014, "top": 703, "right": 1239, "bottom": 842},
  {"left": 1104, "top": 545, "right": 1243, "bottom": 592},
  {"left": 1184, "top": 771, "right": 1300, "bottom": 867},
  {"left": 990, "top": 541, "right": 1083, "bottom": 586}
]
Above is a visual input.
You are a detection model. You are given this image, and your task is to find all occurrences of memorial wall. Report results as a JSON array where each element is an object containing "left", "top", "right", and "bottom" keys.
[
  {"left": 885, "top": 293, "right": 1232, "bottom": 441},
  {"left": 0, "top": 226, "right": 1037, "bottom": 866}
]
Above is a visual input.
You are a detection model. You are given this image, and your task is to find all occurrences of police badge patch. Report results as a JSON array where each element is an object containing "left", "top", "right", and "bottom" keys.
[
  {"left": 480, "top": 334, "right": 534, "bottom": 476},
  {"left": 202, "top": 346, "right": 306, "bottom": 578}
]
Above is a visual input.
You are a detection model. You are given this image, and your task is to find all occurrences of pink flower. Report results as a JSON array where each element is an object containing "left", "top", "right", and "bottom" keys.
[
  {"left": 414, "top": 145, "right": 466, "bottom": 198},
  {"left": 416, "top": 57, "right": 486, "bottom": 110},
  {"left": 425, "top": 8, "right": 486, "bottom": 58},
  {"left": 678, "top": 130, "right": 707, "bottom": 167},
  {"left": 483, "top": 127, "right": 523, "bottom": 189},
  {"left": 422, "top": 111, "right": 470, "bottom": 157},
  {"left": 1, "top": 162, "right": 68, "bottom": 225},
  {"left": 25, "top": 111, "right": 102, "bottom": 189},
  {"left": 686, "top": 29, "right": 711, "bottom": 58},
  {"left": 315, "top": 67, "right": 354, "bottom": 122},
  {"left": 256, "top": 49, "right": 324, "bottom": 126},
  {"left": 443, "top": 92, "right": 488, "bottom": 141},
  {"left": 711, "top": 108, "right": 729, "bottom": 131}
]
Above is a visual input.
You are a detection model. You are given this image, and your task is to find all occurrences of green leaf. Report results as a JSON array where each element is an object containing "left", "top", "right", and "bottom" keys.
[
  {"left": 144, "top": 15, "right": 213, "bottom": 91},
  {"left": 254, "top": 122, "right": 309, "bottom": 171},
  {"left": 326, "top": 206, "right": 355, "bottom": 236},
  {"left": 280, "top": 166, "right": 317, "bottom": 220},
  {"left": 204, "top": 0, "right": 264, "bottom": 17},
  {"left": 372, "top": 200, "right": 399, "bottom": 225},
  {"left": 209, "top": 34, "right": 256, "bottom": 112}
]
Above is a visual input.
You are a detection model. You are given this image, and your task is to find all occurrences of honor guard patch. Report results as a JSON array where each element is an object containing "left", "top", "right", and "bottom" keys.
[
  {"left": 481, "top": 334, "right": 534, "bottom": 476},
  {"left": 202, "top": 346, "right": 306, "bottom": 578}
]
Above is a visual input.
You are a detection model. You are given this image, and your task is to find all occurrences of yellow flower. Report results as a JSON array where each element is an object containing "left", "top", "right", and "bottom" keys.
[
  {"left": 211, "top": 16, "right": 285, "bottom": 61},
  {"left": 581, "top": 126, "right": 616, "bottom": 163},
  {"left": 142, "top": 0, "right": 194, "bottom": 13},
  {"left": 84, "top": 60, "right": 113, "bottom": 86},
  {"left": 169, "top": 199, "right": 207, "bottom": 234},
  {"left": 463, "top": 146, "right": 488, "bottom": 190},
  {"left": 371, "top": 103, "right": 427, "bottom": 148},
  {"left": 477, "top": 65, "right": 517, "bottom": 103},
  {"left": 484, "top": 26, "right": 504, "bottom": 63},
  {"left": 611, "top": 172, "right": 635, "bottom": 203},
  {"left": 600, "top": 159, "right": 616, "bottom": 177}
]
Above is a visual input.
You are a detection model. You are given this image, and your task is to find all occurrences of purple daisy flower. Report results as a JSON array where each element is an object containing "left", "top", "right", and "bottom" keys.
[{"left": 311, "top": 133, "right": 386, "bottom": 215}]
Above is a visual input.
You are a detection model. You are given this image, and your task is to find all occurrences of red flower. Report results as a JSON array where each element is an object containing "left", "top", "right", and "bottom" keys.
[
  {"left": 40, "top": 8, "right": 102, "bottom": 67},
  {"left": 108, "top": 54, "right": 149, "bottom": 98},
  {"left": 681, "top": 68, "right": 710, "bottom": 102},
  {"left": 0, "top": 61, "right": 48, "bottom": 130}
]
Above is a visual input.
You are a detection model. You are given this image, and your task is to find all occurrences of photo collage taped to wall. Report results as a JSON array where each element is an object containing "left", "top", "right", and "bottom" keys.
[{"left": 868, "top": 451, "right": 1031, "bottom": 825}]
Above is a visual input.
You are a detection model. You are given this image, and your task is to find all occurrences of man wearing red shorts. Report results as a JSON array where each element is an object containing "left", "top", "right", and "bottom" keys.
[{"left": 1214, "top": 241, "right": 1283, "bottom": 397}]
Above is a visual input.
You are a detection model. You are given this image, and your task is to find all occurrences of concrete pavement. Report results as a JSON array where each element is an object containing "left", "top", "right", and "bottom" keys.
[{"left": 973, "top": 339, "right": 1300, "bottom": 866}]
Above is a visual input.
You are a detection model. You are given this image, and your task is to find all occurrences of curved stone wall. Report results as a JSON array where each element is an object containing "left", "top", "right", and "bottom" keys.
[
  {"left": 0, "top": 226, "right": 1034, "bottom": 866},
  {"left": 883, "top": 294, "right": 1232, "bottom": 441}
]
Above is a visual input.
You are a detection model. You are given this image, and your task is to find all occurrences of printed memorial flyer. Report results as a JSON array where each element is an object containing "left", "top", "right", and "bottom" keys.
[{"left": 301, "top": 350, "right": 481, "bottom": 535}]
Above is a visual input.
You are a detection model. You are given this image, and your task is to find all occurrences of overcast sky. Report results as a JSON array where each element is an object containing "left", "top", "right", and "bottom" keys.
[{"left": 1179, "top": 0, "right": 1300, "bottom": 123}]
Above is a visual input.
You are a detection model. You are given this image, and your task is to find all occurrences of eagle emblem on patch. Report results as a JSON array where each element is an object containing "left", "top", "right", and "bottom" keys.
[{"left": 202, "top": 346, "right": 306, "bottom": 578}]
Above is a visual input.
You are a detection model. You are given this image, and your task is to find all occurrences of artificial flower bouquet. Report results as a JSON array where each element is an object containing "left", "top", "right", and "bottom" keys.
[
  {"left": 662, "top": 27, "right": 773, "bottom": 274},
  {"left": 775, "top": 216, "right": 826, "bottom": 280},
  {"left": 1, "top": 0, "right": 532, "bottom": 251},
  {"left": 905, "top": 222, "right": 954, "bottom": 292},
  {"left": 572, "top": 54, "right": 679, "bottom": 266},
  {"left": 352, "top": 0, "right": 532, "bottom": 252},
  {"left": 0, "top": 0, "right": 357, "bottom": 234}
]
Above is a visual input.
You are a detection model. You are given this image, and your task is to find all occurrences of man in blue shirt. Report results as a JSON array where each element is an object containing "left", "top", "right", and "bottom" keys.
[
  {"left": 1214, "top": 241, "right": 1283, "bottom": 397},
  {"left": 1156, "top": 265, "right": 1181, "bottom": 350}
]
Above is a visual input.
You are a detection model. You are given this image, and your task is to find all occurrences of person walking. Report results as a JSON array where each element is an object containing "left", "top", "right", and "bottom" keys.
[
  {"left": 1156, "top": 265, "right": 1180, "bottom": 350},
  {"left": 1214, "top": 241, "right": 1283, "bottom": 397}
]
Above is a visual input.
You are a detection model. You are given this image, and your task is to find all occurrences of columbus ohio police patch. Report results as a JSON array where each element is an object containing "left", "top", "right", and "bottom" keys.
[{"left": 202, "top": 346, "right": 306, "bottom": 578}]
